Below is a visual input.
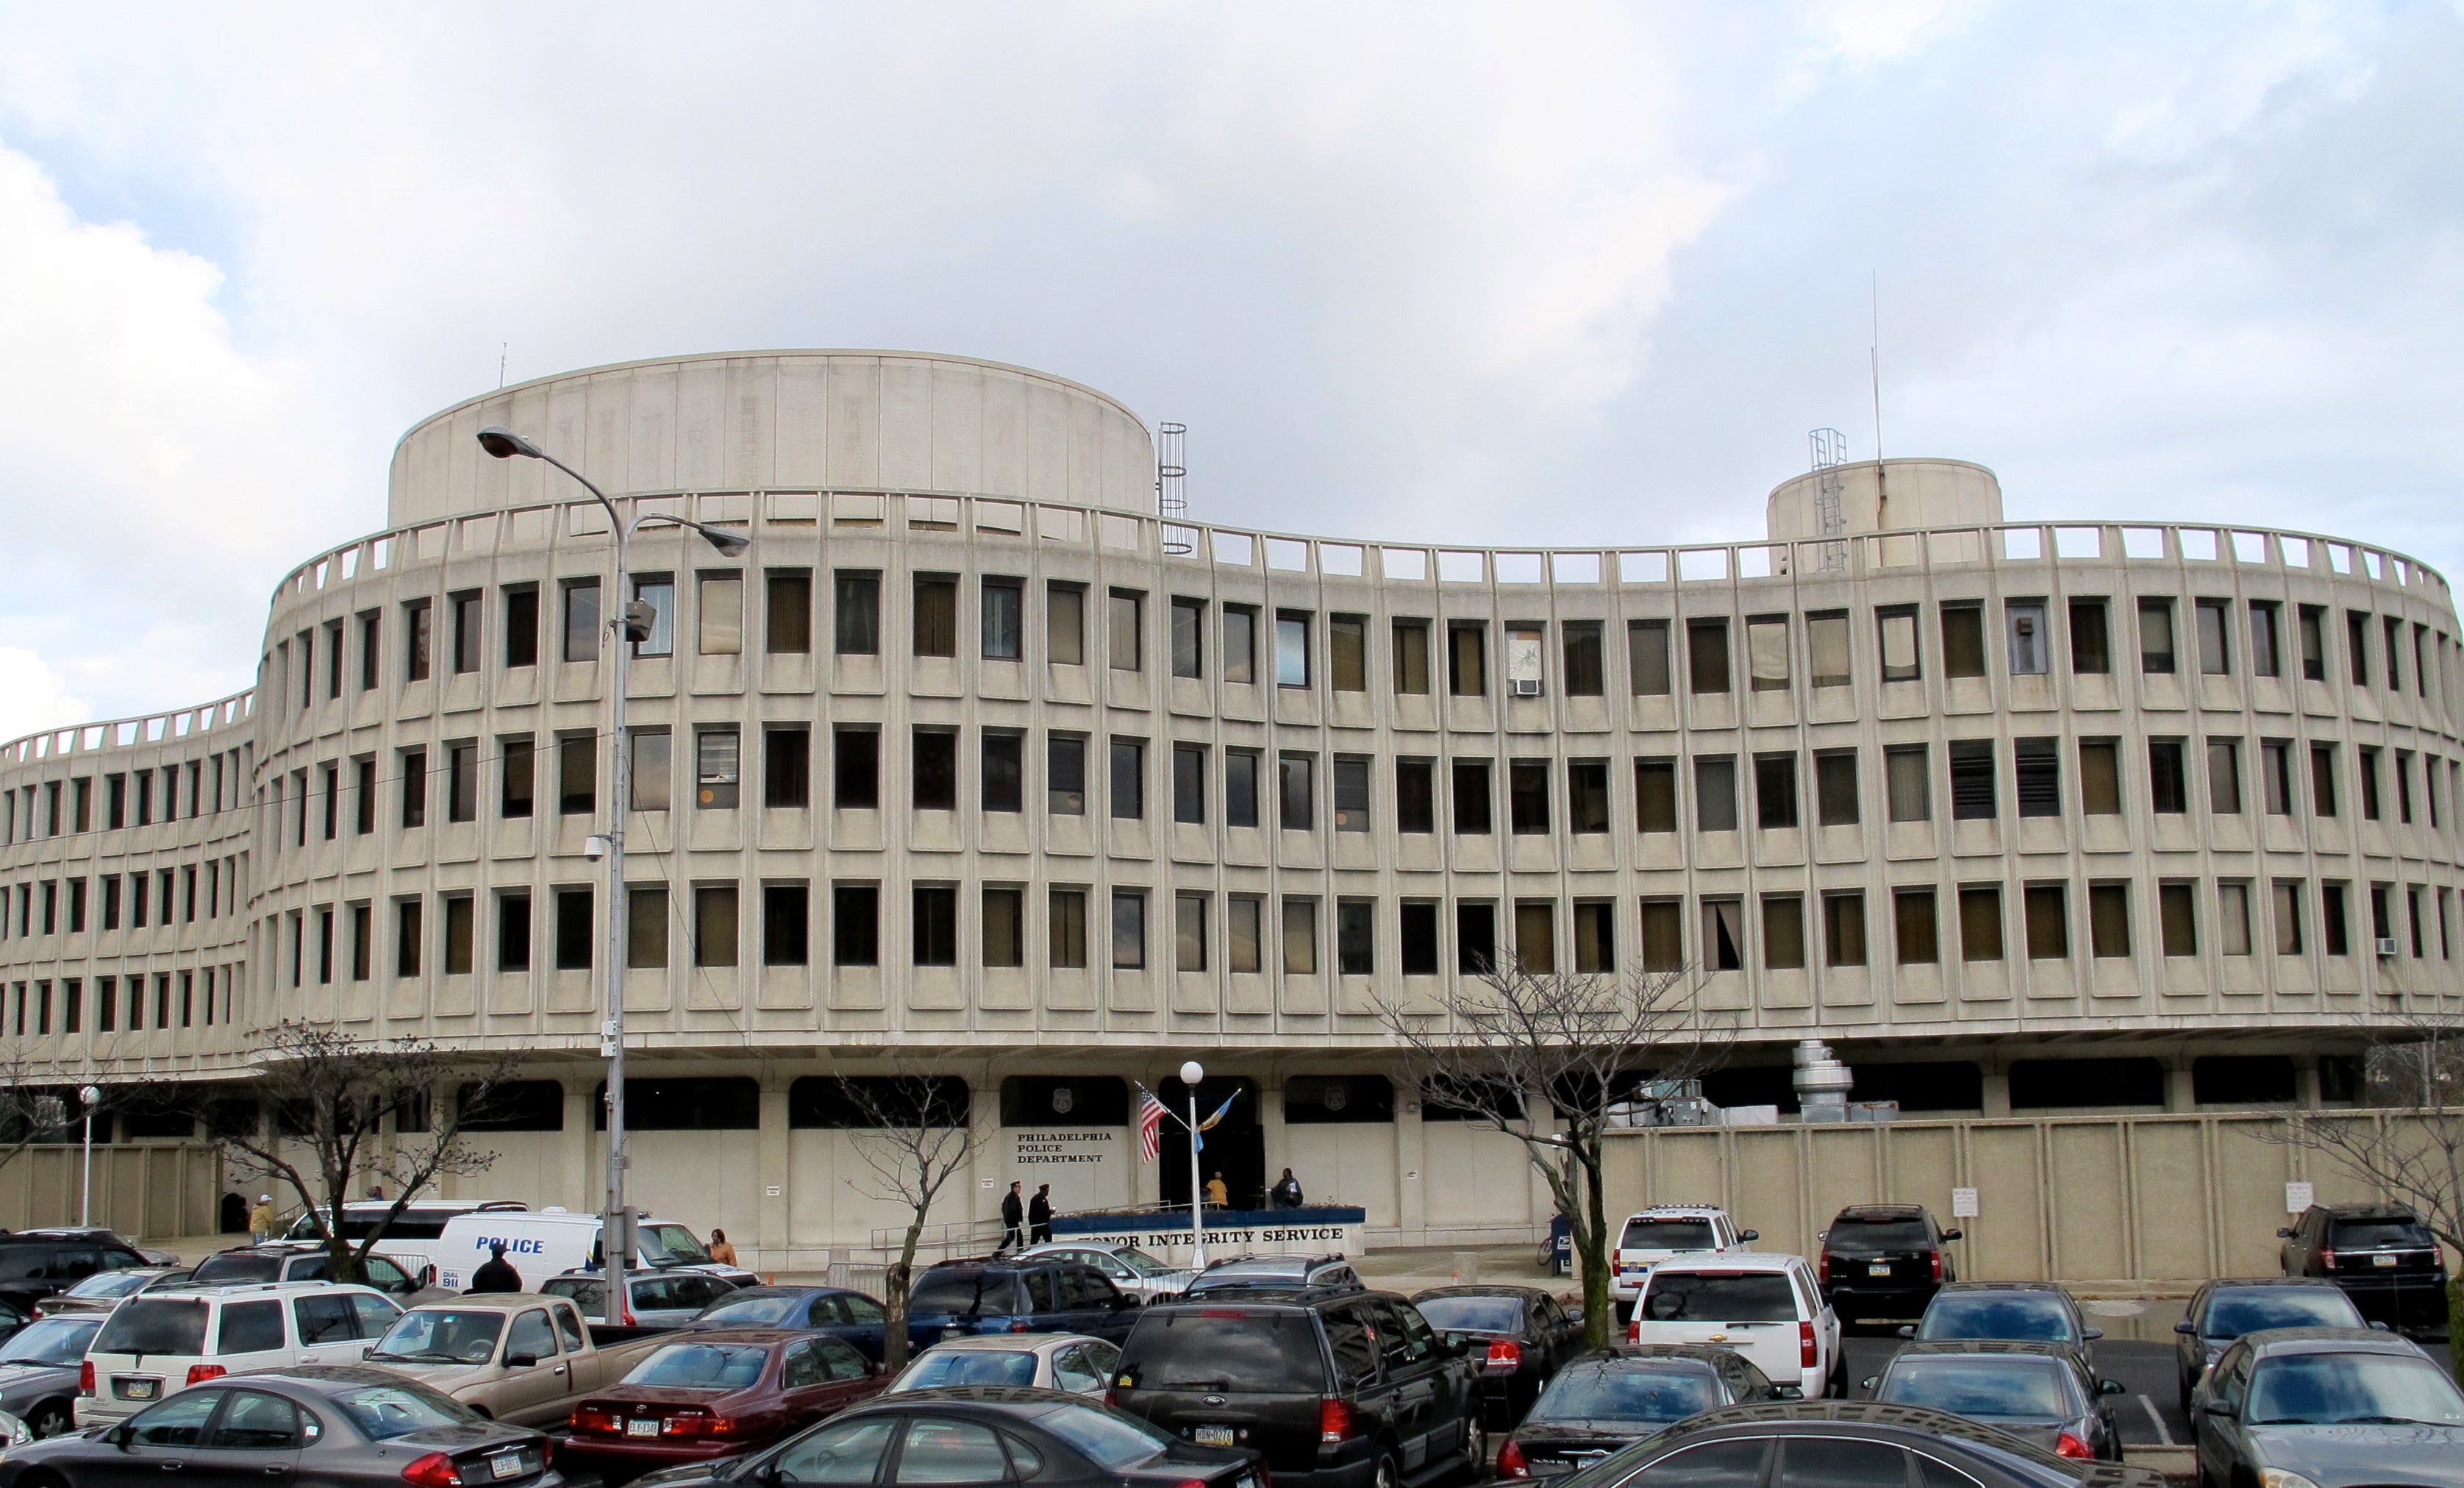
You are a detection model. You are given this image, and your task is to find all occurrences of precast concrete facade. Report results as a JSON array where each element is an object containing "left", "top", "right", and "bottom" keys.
[{"left": 4, "top": 351, "right": 2461, "bottom": 1261}]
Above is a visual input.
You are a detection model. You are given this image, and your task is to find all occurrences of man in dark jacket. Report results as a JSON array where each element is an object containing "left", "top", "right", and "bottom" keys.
[
  {"left": 999, "top": 1182, "right": 1026, "bottom": 1252},
  {"left": 1271, "top": 1168, "right": 1304, "bottom": 1208},
  {"left": 468, "top": 1242, "right": 524, "bottom": 1293},
  {"left": 1027, "top": 1184, "right": 1054, "bottom": 1244}
]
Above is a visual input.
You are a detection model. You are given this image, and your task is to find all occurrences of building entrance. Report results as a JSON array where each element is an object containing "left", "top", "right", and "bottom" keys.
[{"left": 1156, "top": 1075, "right": 1265, "bottom": 1211}]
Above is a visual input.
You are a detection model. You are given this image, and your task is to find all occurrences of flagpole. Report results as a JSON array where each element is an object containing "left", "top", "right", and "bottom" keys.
[{"left": 1179, "top": 1060, "right": 1205, "bottom": 1271}]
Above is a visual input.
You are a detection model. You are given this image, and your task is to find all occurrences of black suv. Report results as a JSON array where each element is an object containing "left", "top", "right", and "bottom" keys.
[
  {"left": 0, "top": 1234, "right": 149, "bottom": 1315},
  {"left": 1818, "top": 1206, "right": 1960, "bottom": 1323},
  {"left": 905, "top": 1257, "right": 1143, "bottom": 1350},
  {"left": 1110, "top": 1286, "right": 1479, "bottom": 1488},
  {"left": 2277, "top": 1203, "right": 2451, "bottom": 1334}
]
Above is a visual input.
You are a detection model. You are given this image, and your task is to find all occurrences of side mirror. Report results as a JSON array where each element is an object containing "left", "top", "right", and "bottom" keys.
[
  {"left": 1773, "top": 1384, "right": 1802, "bottom": 1400},
  {"left": 2100, "top": 1379, "right": 2126, "bottom": 1396},
  {"left": 361, "top": 1345, "right": 376, "bottom": 1359},
  {"left": 1564, "top": 1305, "right": 1584, "bottom": 1324},
  {"left": 1940, "top": 1230, "right": 1963, "bottom": 1242},
  {"left": 2275, "top": 1228, "right": 2295, "bottom": 1239},
  {"left": 109, "top": 1423, "right": 135, "bottom": 1449},
  {"left": 1738, "top": 1231, "right": 1759, "bottom": 1243},
  {"left": 2203, "top": 1397, "right": 2238, "bottom": 1419},
  {"left": 2174, "top": 1320, "right": 2198, "bottom": 1336},
  {"left": 1896, "top": 1325, "right": 1915, "bottom": 1339},
  {"left": 2083, "top": 1328, "right": 2104, "bottom": 1342},
  {"left": 1859, "top": 1376, "right": 1879, "bottom": 1392},
  {"left": 506, "top": 1352, "right": 539, "bottom": 1369},
  {"left": 1114, "top": 1295, "right": 1140, "bottom": 1310},
  {"left": 1444, "top": 1331, "right": 1468, "bottom": 1352},
  {"left": 2368, "top": 1321, "right": 2390, "bottom": 1332}
]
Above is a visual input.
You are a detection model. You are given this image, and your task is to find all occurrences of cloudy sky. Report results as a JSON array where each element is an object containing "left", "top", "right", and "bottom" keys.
[{"left": 1, "top": 1, "right": 2458, "bottom": 737}]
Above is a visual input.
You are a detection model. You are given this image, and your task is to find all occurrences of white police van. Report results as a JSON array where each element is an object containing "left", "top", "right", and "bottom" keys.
[{"left": 432, "top": 1208, "right": 760, "bottom": 1292}]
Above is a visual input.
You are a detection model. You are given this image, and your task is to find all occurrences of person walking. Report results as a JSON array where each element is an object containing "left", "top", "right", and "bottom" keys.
[
  {"left": 249, "top": 1194, "right": 276, "bottom": 1244},
  {"left": 1204, "top": 1172, "right": 1229, "bottom": 1208},
  {"left": 1027, "top": 1184, "right": 1053, "bottom": 1244},
  {"left": 999, "top": 1181, "right": 1026, "bottom": 1252},
  {"left": 707, "top": 1228, "right": 738, "bottom": 1266},
  {"left": 468, "top": 1242, "right": 524, "bottom": 1293},
  {"left": 1271, "top": 1167, "right": 1304, "bottom": 1208}
]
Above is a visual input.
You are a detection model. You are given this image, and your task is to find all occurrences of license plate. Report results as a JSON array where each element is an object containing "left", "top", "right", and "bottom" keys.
[
  {"left": 1529, "top": 1464, "right": 1574, "bottom": 1478},
  {"left": 628, "top": 1420, "right": 660, "bottom": 1437},
  {"left": 1868, "top": 1262, "right": 1892, "bottom": 1277},
  {"left": 490, "top": 1453, "right": 526, "bottom": 1479},
  {"left": 2374, "top": 1253, "right": 2398, "bottom": 1267},
  {"left": 1193, "top": 1425, "right": 1236, "bottom": 1447},
  {"left": 121, "top": 1378, "right": 157, "bottom": 1400}
]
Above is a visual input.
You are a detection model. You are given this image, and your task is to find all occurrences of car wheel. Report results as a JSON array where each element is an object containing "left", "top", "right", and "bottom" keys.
[
  {"left": 1462, "top": 1419, "right": 1488, "bottom": 1475},
  {"left": 1373, "top": 1450, "right": 1401, "bottom": 1488},
  {"left": 26, "top": 1400, "right": 73, "bottom": 1439},
  {"left": 1826, "top": 1350, "right": 1848, "bottom": 1399}
]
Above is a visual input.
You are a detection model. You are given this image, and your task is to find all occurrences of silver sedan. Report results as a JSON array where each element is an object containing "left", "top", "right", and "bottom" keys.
[
  {"left": 1010, "top": 1242, "right": 1194, "bottom": 1301},
  {"left": 0, "top": 1315, "right": 103, "bottom": 1438}
]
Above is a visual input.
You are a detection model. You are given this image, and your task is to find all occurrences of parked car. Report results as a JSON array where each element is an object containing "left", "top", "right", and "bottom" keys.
[
  {"left": 76, "top": 1281, "right": 406, "bottom": 1426},
  {"left": 543, "top": 1269, "right": 740, "bottom": 1328},
  {"left": 2195, "top": 1327, "right": 2464, "bottom": 1488},
  {"left": 906, "top": 1259, "right": 1143, "bottom": 1349},
  {"left": 889, "top": 1334, "right": 1119, "bottom": 1396},
  {"left": 0, "top": 1233, "right": 153, "bottom": 1317},
  {"left": 7, "top": 1229, "right": 182, "bottom": 1267},
  {"left": 32, "top": 1267, "right": 190, "bottom": 1318},
  {"left": 431, "top": 1211, "right": 757, "bottom": 1294},
  {"left": 1540, "top": 1398, "right": 2163, "bottom": 1488},
  {"left": 2172, "top": 1278, "right": 2374, "bottom": 1412},
  {"left": 1013, "top": 1243, "right": 1198, "bottom": 1302},
  {"left": 1610, "top": 1208, "right": 1754, "bottom": 1320},
  {"left": 1902, "top": 1282, "right": 2101, "bottom": 1367},
  {"left": 2278, "top": 1203, "right": 2451, "bottom": 1336},
  {"left": 1816, "top": 1205, "right": 1960, "bottom": 1323},
  {"left": 1626, "top": 1253, "right": 1843, "bottom": 1400},
  {"left": 562, "top": 1328, "right": 885, "bottom": 1484},
  {"left": 610, "top": 1385, "right": 1264, "bottom": 1488},
  {"left": 1408, "top": 1286, "right": 1584, "bottom": 1428},
  {"left": 1109, "top": 1286, "right": 1478, "bottom": 1488},
  {"left": 1493, "top": 1345, "right": 1785, "bottom": 1478},
  {"left": 6, "top": 1364, "right": 563, "bottom": 1488},
  {"left": 0, "top": 1314, "right": 104, "bottom": 1438},
  {"left": 1862, "top": 1340, "right": 2125, "bottom": 1460},
  {"left": 681, "top": 1285, "right": 891, "bottom": 1359},
  {"left": 361, "top": 1292, "right": 674, "bottom": 1426},
  {"left": 1182, "top": 1255, "right": 1363, "bottom": 1297},
  {"left": 188, "top": 1243, "right": 432, "bottom": 1300}
]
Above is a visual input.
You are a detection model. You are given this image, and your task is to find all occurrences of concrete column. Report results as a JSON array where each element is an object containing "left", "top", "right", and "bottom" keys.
[
  {"left": 1395, "top": 1088, "right": 1427, "bottom": 1244},
  {"left": 756, "top": 1069, "right": 790, "bottom": 1270},
  {"left": 1979, "top": 1072, "right": 2011, "bottom": 1117},
  {"left": 563, "top": 1079, "right": 594, "bottom": 1215},
  {"left": 2293, "top": 1058, "right": 2321, "bottom": 1109},
  {"left": 2164, "top": 1063, "right": 2196, "bottom": 1114},
  {"left": 970, "top": 1083, "right": 1003, "bottom": 1230},
  {"left": 1260, "top": 1073, "right": 1288, "bottom": 1186}
]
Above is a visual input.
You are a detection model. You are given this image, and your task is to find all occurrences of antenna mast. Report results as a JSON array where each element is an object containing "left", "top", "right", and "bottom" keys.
[
  {"left": 1869, "top": 272, "right": 1888, "bottom": 527},
  {"left": 1810, "top": 428, "right": 1848, "bottom": 572},
  {"left": 1157, "top": 422, "right": 1191, "bottom": 555}
]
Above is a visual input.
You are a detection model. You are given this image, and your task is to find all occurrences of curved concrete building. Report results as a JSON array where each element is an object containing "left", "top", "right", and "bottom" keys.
[{"left": 4, "top": 351, "right": 2461, "bottom": 1261}]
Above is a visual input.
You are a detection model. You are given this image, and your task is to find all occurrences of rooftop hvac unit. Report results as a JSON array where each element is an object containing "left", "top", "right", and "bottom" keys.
[
  {"left": 2374, "top": 937, "right": 2400, "bottom": 957},
  {"left": 1510, "top": 678, "right": 1543, "bottom": 697}
]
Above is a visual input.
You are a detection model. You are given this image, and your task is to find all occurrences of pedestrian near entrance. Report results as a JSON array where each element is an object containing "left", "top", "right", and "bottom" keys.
[
  {"left": 249, "top": 1194, "right": 276, "bottom": 1243},
  {"left": 1028, "top": 1184, "right": 1053, "bottom": 1243},
  {"left": 1271, "top": 1168, "right": 1304, "bottom": 1208},
  {"left": 1204, "top": 1172, "right": 1229, "bottom": 1208},
  {"left": 999, "top": 1181, "right": 1026, "bottom": 1252},
  {"left": 468, "top": 1242, "right": 524, "bottom": 1292},
  {"left": 707, "top": 1228, "right": 738, "bottom": 1266}
]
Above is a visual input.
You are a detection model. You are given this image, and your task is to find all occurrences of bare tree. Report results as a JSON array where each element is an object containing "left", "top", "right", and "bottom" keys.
[
  {"left": 832, "top": 1073, "right": 987, "bottom": 1371},
  {"left": 1379, "top": 958, "right": 1729, "bottom": 1349},
  {"left": 2261, "top": 1004, "right": 2464, "bottom": 1382},
  {"left": 193, "top": 1022, "right": 521, "bottom": 1285},
  {"left": 0, "top": 1061, "right": 77, "bottom": 1185}
]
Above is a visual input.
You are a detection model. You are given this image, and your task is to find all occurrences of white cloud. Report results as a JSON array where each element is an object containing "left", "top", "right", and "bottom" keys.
[{"left": 0, "top": 647, "right": 90, "bottom": 745}]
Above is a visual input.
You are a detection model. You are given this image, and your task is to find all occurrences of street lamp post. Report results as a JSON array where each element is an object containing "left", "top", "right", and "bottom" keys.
[
  {"left": 78, "top": 1085, "right": 100, "bottom": 1226},
  {"left": 1179, "top": 1060, "right": 1205, "bottom": 1270},
  {"left": 476, "top": 427, "right": 748, "bottom": 1322}
]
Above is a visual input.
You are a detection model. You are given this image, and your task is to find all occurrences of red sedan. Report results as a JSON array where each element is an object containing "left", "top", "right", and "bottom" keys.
[{"left": 563, "top": 1328, "right": 886, "bottom": 1483}]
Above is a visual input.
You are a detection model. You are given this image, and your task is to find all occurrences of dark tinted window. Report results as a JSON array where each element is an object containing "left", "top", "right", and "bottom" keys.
[
  {"left": 1620, "top": 1217, "right": 1715, "bottom": 1251},
  {"left": 1412, "top": 1296, "right": 1525, "bottom": 1333},
  {"left": 1777, "top": 1438, "right": 1912, "bottom": 1488},
  {"left": 2203, "top": 1289, "right": 2363, "bottom": 1337},
  {"left": 190, "top": 1252, "right": 284, "bottom": 1286},
  {"left": 909, "top": 1272, "right": 1023, "bottom": 1317},
  {"left": 1528, "top": 1362, "right": 1721, "bottom": 1423},
  {"left": 1123, "top": 1311, "right": 1326, "bottom": 1392},
  {"left": 218, "top": 1299, "right": 286, "bottom": 1353},
  {"left": 1877, "top": 1358, "right": 2074, "bottom": 1417},
  {"left": 2329, "top": 1218, "right": 2437, "bottom": 1250},
  {"left": 1621, "top": 1439, "right": 1768, "bottom": 1488},
  {"left": 96, "top": 1298, "right": 210, "bottom": 1356},
  {"left": 1639, "top": 1274, "right": 1796, "bottom": 1323},
  {"left": 1918, "top": 1292, "right": 2074, "bottom": 1343},
  {"left": 207, "top": 1391, "right": 304, "bottom": 1450},
  {"left": 1826, "top": 1217, "right": 1932, "bottom": 1254}
]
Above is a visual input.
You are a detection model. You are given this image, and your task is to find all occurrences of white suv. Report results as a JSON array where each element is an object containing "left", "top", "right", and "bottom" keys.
[
  {"left": 1626, "top": 1252, "right": 1842, "bottom": 1400},
  {"left": 76, "top": 1281, "right": 403, "bottom": 1425},
  {"left": 1610, "top": 1206, "right": 1755, "bottom": 1313}
]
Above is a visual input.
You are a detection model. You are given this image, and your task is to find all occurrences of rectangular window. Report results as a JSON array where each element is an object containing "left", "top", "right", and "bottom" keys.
[
  {"left": 1229, "top": 895, "right": 1263, "bottom": 973},
  {"left": 1940, "top": 605, "right": 1987, "bottom": 679},
  {"left": 832, "top": 883, "right": 878, "bottom": 967},
  {"left": 554, "top": 887, "right": 591, "bottom": 971},
  {"left": 2014, "top": 738, "right": 2060, "bottom": 817},
  {"left": 2149, "top": 738, "right": 2188, "bottom": 814},
  {"left": 1449, "top": 623, "right": 1487, "bottom": 696},
  {"left": 404, "top": 599, "right": 433, "bottom": 683},
  {"left": 1818, "top": 752, "right": 1868, "bottom": 828},
  {"left": 2138, "top": 597, "right": 2176, "bottom": 674},
  {"left": 1567, "top": 759, "right": 1610, "bottom": 834},
  {"left": 450, "top": 590, "right": 482, "bottom": 674},
  {"left": 1457, "top": 901, "right": 1498, "bottom": 975},
  {"left": 443, "top": 894, "right": 474, "bottom": 975},
  {"left": 1824, "top": 891, "right": 1866, "bottom": 967},
  {"left": 557, "top": 736, "right": 594, "bottom": 816},
  {"left": 912, "top": 574, "right": 957, "bottom": 658},
  {"left": 1628, "top": 619, "right": 1671, "bottom": 695},
  {"left": 1396, "top": 758, "right": 1435, "bottom": 833},
  {"left": 833, "top": 727, "right": 879, "bottom": 810},
  {"left": 1561, "top": 622, "right": 1603, "bottom": 696},
  {"left": 1754, "top": 753, "right": 1798, "bottom": 830},
  {"left": 2357, "top": 747, "right": 2382, "bottom": 820},
  {"left": 1949, "top": 740, "right": 1996, "bottom": 820},
  {"left": 2310, "top": 744, "right": 2339, "bottom": 817},
  {"left": 1174, "top": 892, "right": 1207, "bottom": 972},
  {"left": 395, "top": 898, "right": 422, "bottom": 977},
  {"left": 1113, "top": 890, "right": 1147, "bottom": 969},
  {"left": 359, "top": 609, "right": 384, "bottom": 687},
  {"left": 1335, "top": 755, "right": 1373, "bottom": 831},
  {"left": 1047, "top": 583, "right": 1085, "bottom": 665},
  {"left": 2385, "top": 616, "right": 2405, "bottom": 690},
  {"left": 1048, "top": 735, "right": 1086, "bottom": 816},
  {"left": 1509, "top": 760, "right": 1549, "bottom": 834},
  {"left": 1400, "top": 901, "right": 1440, "bottom": 976},
  {"left": 501, "top": 736, "right": 535, "bottom": 819},
  {"left": 912, "top": 885, "right": 957, "bottom": 967},
  {"left": 757, "top": 883, "right": 807, "bottom": 967},
  {"left": 1569, "top": 900, "right": 1613, "bottom": 972},
  {"left": 2006, "top": 601, "right": 2049, "bottom": 675},
  {"left": 1108, "top": 589, "right": 1143, "bottom": 672},
  {"left": 913, "top": 728, "right": 957, "bottom": 812},
  {"left": 980, "top": 577, "right": 1024, "bottom": 661},
  {"left": 1695, "top": 755, "right": 1738, "bottom": 833},
  {"left": 693, "top": 884, "right": 738, "bottom": 967},
  {"left": 1169, "top": 597, "right": 1203, "bottom": 678},
  {"left": 496, "top": 890, "right": 532, "bottom": 972},
  {"left": 1169, "top": 744, "right": 1207, "bottom": 825},
  {"left": 1960, "top": 885, "right": 2004, "bottom": 961},
  {"left": 1746, "top": 616, "right": 1790, "bottom": 692},
  {"left": 2080, "top": 739, "right": 2122, "bottom": 815},
  {"left": 561, "top": 581, "right": 599, "bottom": 663},
  {"left": 2249, "top": 600, "right": 2282, "bottom": 677},
  {"left": 1337, "top": 899, "right": 1374, "bottom": 976},
  {"left": 1279, "top": 752, "right": 1314, "bottom": 830},
  {"left": 2196, "top": 599, "right": 2231, "bottom": 674},
  {"left": 632, "top": 575, "right": 674, "bottom": 657},
  {"left": 2396, "top": 750, "right": 2415, "bottom": 824},
  {"left": 1635, "top": 758, "right": 1678, "bottom": 833},
  {"left": 632, "top": 730, "right": 672, "bottom": 811},
  {"left": 1513, "top": 900, "right": 1557, "bottom": 972},
  {"left": 698, "top": 573, "right": 744, "bottom": 655},
  {"left": 1453, "top": 759, "right": 1494, "bottom": 834},
  {"left": 1894, "top": 887, "right": 1939, "bottom": 964},
  {"left": 2089, "top": 883, "right": 2131, "bottom": 958},
  {"left": 1046, "top": 888, "right": 1088, "bottom": 968},
  {"left": 765, "top": 571, "right": 812, "bottom": 654},
  {"left": 399, "top": 747, "right": 427, "bottom": 829},
  {"left": 982, "top": 731, "right": 1024, "bottom": 815},
  {"left": 1110, "top": 738, "right": 1145, "bottom": 820},
  {"left": 2207, "top": 738, "right": 2243, "bottom": 814},
  {"left": 2160, "top": 882, "right": 2196, "bottom": 957},
  {"left": 1222, "top": 606, "right": 1257, "bottom": 684},
  {"left": 1214, "top": 749, "right": 1257, "bottom": 828},
  {"left": 690, "top": 727, "right": 742, "bottom": 811},
  {"left": 1879, "top": 606, "right": 1921, "bottom": 683},
  {"left": 1276, "top": 612, "right": 1312, "bottom": 688},
  {"left": 2219, "top": 881, "right": 2254, "bottom": 955},
  {"left": 2346, "top": 610, "right": 2372, "bottom": 686},
  {"left": 983, "top": 886, "right": 1024, "bottom": 968},
  {"left": 2298, "top": 604, "right": 2327, "bottom": 680},
  {"left": 765, "top": 727, "right": 810, "bottom": 809},
  {"left": 2069, "top": 597, "right": 2111, "bottom": 674},
  {"left": 1279, "top": 897, "right": 1317, "bottom": 974},
  {"left": 1390, "top": 618, "right": 1427, "bottom": 694},
  {"left": 2024, "top": 884, "right": 2068, "bottom": 958},
  {"left": 833, "top": 571, "right": 881, "bottom": 655},
  {"left": 1807, "top": 612, "right": 1851, "bottom": 688},
  {"left": 1701, "top": 898, "right": 1743, "bottom": 972},
  {"left": 1762, "top": 894, "right": 1806, "bottom": 970},
  {"left": 502, "top": 586, "right": 539, "bottom": 668},
  {"left": 1686, "top": 619, "right": 1730, "bottom": 694}
]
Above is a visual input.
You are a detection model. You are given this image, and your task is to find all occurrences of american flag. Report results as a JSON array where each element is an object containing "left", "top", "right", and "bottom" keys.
[{"left": 1135, "top": 1085, "right": 1170, "bottom": 1163}]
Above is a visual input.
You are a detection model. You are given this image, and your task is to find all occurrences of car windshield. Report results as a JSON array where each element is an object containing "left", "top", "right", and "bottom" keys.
[
  {"left": 1113, "top": 1249, "right": 1171, "bottom": 1278},
  {"left": 189, "top": 1253, "right": 284, "bottom": 1285},
  {"left": 94, "top": 1299, "right": 210, "bottom": 1356},
  {"left": 370, "top": 1309, "right": 508, "bottom": 1364},
  {"left": 1414, "top": 1297, "right": 1526, "bottom": 1333},
  {"left": 1640, "top": 1274, "right": 1796, "bottom": 1324},
  {"left": 910, "top": 1272, "right": 1021, "bottom": 1316},
  {"left": 2247, "top": 1352, "right": 2464, "bottom": 1426},
  {"left": 2204, "top": 1290, "right": 2363, "bottom": 1337},
  {"left": 1827, "top": 1218, "right": 1932, "bottom": 1254},
  {"left": 628, "top": 1343, "right": 771, "bottom": 1389},
  {"left": 1919, "top": 1293, "right": 2075, "bottom": 1343},
  {"left": 1121, "top": 1311, "right": 1326, "bottom": 1392},
  {"left": 893, "top": 1350, "right": 1040, "bottom": 1389},
  {"left": 1, "top": 1317, "right": 103, "bottom": 1365},
  {"left": 65, "top": 1271, "right": 154, "bottom": 1298},
  {"left": 2329, "top": 1220, "right": 2436, "bottom": 1250},
  {"left": 1879, "top": 1359, "right": 2074, "bottom": 1419},
  {"left": 1527, "top": 1364, "right": 1722, "bottom": 1424},
  {"left": 1621, "top": 1218, "right": 1714, "bottom": 1252},
  {"left": 638, "top": 1224, "right": 711, "bottom": 1266},
  {"left": 696, "top": 1292, "right": 804, "bottom": 1325},
  {"left": 543, "top": 1279, "right": 605, "bottom": 1314},
  {"left": 329, "top": 1381, "right": 480, "bottom": 1439},
  {"left": 1027, "top": 1401, "right": 1177, "bottom": 1471}
]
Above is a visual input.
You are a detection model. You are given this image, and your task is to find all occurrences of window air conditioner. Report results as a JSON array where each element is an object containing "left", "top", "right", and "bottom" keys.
[
  {"left": 1510, "top": 678, "right": 1543, "bottom": 697},
  {"left": 2374, "top": 936, "right": 2399, "bottom": 957}
]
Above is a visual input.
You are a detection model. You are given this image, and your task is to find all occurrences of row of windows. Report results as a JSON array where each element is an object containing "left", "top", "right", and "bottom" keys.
[
  {"left": 275, "top": 571, "right": 2460, "bottom": 711},
  {"left": 0, "top": 857, "right": 243, "bottom": 940},
  {"left": 7, "top": 964, "right": 235, "bottom": 1037},
  {"left": 2, "top": 750, "right": 247, "bottom": 845},
  {"left": 262, "top": 724, "right": 2464, "bottom": 845},
  {"left": 249, "top": 872, "right": 2461, "bottom": 993}
]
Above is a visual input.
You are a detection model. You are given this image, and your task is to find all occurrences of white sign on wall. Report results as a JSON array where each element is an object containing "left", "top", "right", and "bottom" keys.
[
  {"left": 1950, "top": 1187, "right": 1979, "bottom": 1219},
  {"left": 2285, "top": 1181, "right": 2314, "bottom": 1214},
  {"left": 1007, "top": 1128, "right": 1129, "bottom": 1212}
]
